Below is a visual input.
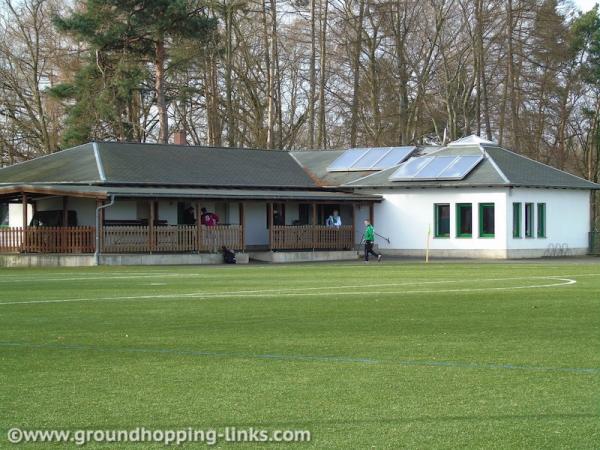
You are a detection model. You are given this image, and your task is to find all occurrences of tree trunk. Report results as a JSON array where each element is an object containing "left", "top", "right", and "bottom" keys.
[
  {"left": 475, "top": 0, "right": 492, "bottom": 140},
  {"left": 507, "top": 0, "right": 519, "bottom": 148},
  {"left": 155, "top": 38, "right": 168, "bottom": 144},
  {"left": 317, "top": 0, "right": 329, "bottom": 149},
  {"left": 270, "top": 0, "right": 283, "bottom": 149},
  {"left": 262, "top": 0, "right": 274, "bottom": 149},
  {"left": 350, "top": 0, "right": 365, "bottom": 148},
  {"left": 225, "top": 4, "right": 236, "bottom": 147},
  {"left": 394, "top": 0, "right": 410, "bottom": 144},
  {"left": 308, "top": 0, "right": 317, "bottom": 149}
]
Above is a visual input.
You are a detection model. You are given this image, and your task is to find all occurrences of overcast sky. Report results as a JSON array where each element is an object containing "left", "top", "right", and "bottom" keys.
[{"left": 574, "top": 0, "right": 599, "bottom": 11}]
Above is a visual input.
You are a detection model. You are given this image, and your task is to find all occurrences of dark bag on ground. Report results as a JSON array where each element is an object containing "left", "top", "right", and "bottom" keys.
[{"left": 222, "top": 246, "right": 236, "bottom": 264}]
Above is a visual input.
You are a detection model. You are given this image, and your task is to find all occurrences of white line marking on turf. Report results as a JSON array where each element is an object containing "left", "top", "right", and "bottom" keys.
[
  {"left": 0, "top": 276, "right": 577, "bottom": 306},
  {"left": 0, "top": 273, "right": 203, "bottom": 283}
]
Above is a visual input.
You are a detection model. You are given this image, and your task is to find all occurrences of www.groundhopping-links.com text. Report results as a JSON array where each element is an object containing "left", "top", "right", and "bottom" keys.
[{"left": 7, "top": 427, "right": 312, "bottom": 446}]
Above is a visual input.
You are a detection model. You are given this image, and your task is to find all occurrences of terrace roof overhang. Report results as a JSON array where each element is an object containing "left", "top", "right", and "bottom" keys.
[{"left": 0, "top": 184, "right": 382, "bottom": 203}]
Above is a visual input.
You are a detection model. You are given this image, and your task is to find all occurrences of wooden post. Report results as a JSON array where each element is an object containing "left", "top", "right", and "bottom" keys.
[
  {"left": 22, "top": 193, "right": 28, "bottom": 228},
  {"left": 268, "top": 202, "right": 274, "bottom": 250},
  {"left": 61, "top": 197, "right": 69, "bottom": 252},
  {"left": 149, "top": 199, "right": 155, "bottom": 253},
  {"left": 195, "top": 202, "right": 202, "bottom": 253},
  {"left": 22, "top": 193, "right": 28, "bottom": 252},
  {"left": 239, "top": 202, "right": 245, "bottom": 250}
]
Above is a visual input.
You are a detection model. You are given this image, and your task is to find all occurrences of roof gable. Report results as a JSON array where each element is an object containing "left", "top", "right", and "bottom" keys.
[
  {"left": 482, "top": 145, "right": 599, "bottom": 190},
  {"left": 0, "top": 144, "right": 101, "bottom": 184}
]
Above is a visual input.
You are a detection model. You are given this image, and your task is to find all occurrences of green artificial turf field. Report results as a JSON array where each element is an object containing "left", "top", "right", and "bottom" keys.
[{"left": 0, "top": 260, "right": 599, "bottom": 448}]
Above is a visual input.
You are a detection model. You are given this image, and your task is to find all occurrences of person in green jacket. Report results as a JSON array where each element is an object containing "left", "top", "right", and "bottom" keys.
[{"left": 362, "top": 219, "right": 382, "bottom": 263}]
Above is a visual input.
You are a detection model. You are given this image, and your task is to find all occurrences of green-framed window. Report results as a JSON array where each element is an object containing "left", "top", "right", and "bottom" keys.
[
  {"left": 525, "top": 203, "right": 534, "bottom": 238},
  {"left": 456, "top": 203, "right": 472, "bottom": 238},
  {"left": 479, "top": 203, "right": 495, "bottom": 238},
  {"left": 512, "top": 202, "right": 522, "bottom": 238},
  {"left": 537, "top": 203, "right": 546, "bottom": 238},
  {"left": 434, "top": 204, "right": 450, "bottom": 238}
]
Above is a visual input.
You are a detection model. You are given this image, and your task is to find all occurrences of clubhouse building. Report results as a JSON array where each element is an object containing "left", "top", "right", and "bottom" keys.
[{"left": 0, "top": 135, "right": 598, "bottom": 265}]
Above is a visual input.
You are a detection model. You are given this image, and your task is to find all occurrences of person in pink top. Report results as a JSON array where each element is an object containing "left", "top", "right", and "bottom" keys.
[{"left": 200, "top": 207, "right": 219, "bottom": 226}]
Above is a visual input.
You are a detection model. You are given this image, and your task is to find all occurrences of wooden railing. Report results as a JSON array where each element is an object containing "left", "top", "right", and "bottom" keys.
[
  {"left": 102, "top": 225, "right": 243, "bottom": 253},
  {"left": 202, "top": 225, "right": 243, "bottom": 252},
  {"left": 102, "top": 226, "right": 150, "bottom": 253},
  {"left": 271, "top": 225, "right": 354, "bottom": 250},
  {"left": 0, "top": 227, "right": 95, "bottom": 253},
  {"left": 0, "top": 227, "right": 24, "bottom": 253},
  {"left": 0, "top": 225, "right": 244, "bottom": 254}
]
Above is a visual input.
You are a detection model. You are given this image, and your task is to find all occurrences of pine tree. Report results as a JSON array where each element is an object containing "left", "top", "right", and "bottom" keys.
[{"left": 53, "top": 0, "right": 217, "bottom": 143}]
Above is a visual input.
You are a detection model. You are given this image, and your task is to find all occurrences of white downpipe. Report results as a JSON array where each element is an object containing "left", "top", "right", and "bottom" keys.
[{"left": 95, "top": 195, "right": 115, "bottom": 265}]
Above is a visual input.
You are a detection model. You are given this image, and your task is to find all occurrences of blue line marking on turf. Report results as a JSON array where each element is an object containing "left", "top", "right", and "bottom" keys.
[
  {"left": 0, "top": 341, "right": 598, "bottom": 375},
  {"left": 0, "top": 341, "right": 377, "bottom": 365}
]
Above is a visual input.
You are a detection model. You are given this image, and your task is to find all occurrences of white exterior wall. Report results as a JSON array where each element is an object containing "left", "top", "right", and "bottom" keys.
[
  {"left": 285, "top": 203, "right": 299, "bottom": 225},
  {"left": 157, "top": 200, "right": 178, "bottom": 225},
  {"left": 104, "top": 200, "right": 137, "bottom": 221},
  {"left": 228, "top": 202, "right": 240, "bottom": 224},
  {"left": 353, "top": 203, "right": 372, "bottom": 243},
  {"left": 8, "top": 204, "right": 33, "bottom": 227},
  {"left": 71, "top": 198, "right": 97, "bottom": 226},
  {"left": 506, "top": 188, "right": 590, "bottom": 257},
  {"left": 35, "top": 197, "right": 62, "bottom": 211},
  {"left": 244, "top": 202, "right": 268, "bottom": 246},
  {"left": 372, "top": 188, "right": 509, "bottom": 258}
]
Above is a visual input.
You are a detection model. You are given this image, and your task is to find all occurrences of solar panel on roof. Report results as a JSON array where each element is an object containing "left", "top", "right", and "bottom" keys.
[
  {"left": 351, "top": 148, "right": 392, "bottom": 170},
  {"left": 411, "top": 156, "right": 456, "bottom": 179},
  {"left": 368, "top": 147, "right": 415, "bottom": 170},
  {"left": 438, "top": 155, "right": 482, "bottom": 179},
  {"left": 389, "top": 155, "right": 483, "bottom": 181},
  {"left": 327, "top": 148, "right": 369, "bottom": 172},
  {"left": 388, "top": 156, "right": 434, "bottom": 180},
  {"left": 328, "top": 146, "right": 415, "bottom": 172}
]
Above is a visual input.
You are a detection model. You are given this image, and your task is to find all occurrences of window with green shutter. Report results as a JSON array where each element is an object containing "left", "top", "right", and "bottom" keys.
[
  {"left": 512, "top": 202, "right": 522, "bottom": 238},
  {"left": 479, "top": 203, "right": 495, "bottom": 238},
  {"left": 434, "top": 204, "right": 450, "bottom": 238},
  {"left": 456, "top": 203, "right": 472, "bottom": 238},
  {"left": 537, "top": 203, "right": 546, "bottom": 238}
]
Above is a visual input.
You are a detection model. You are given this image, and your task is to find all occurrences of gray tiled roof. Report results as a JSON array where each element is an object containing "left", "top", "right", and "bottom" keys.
[
  {"left": 482, "top": 145, "right": 598, "bottom": 189},
  {"left": 290, "top": 150, "right": 374, "bottom": 186},
  {"left": 343, "top": 144, "right": 600, "bottom": 190},
  {"left": 98, "top": 142, "right": 316, "bottom": 188},
  {"left": 0, "top": 142, "right": 317, "bottom": 189},
  {"left": 291, "top": 146, "right": 441, "bottom": 187},
  {"left": 1, "top": 141, "right": 597, "bottom": 193},
  {"left": 0, "top": 143, "right": 100, "bottom": 183}
]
